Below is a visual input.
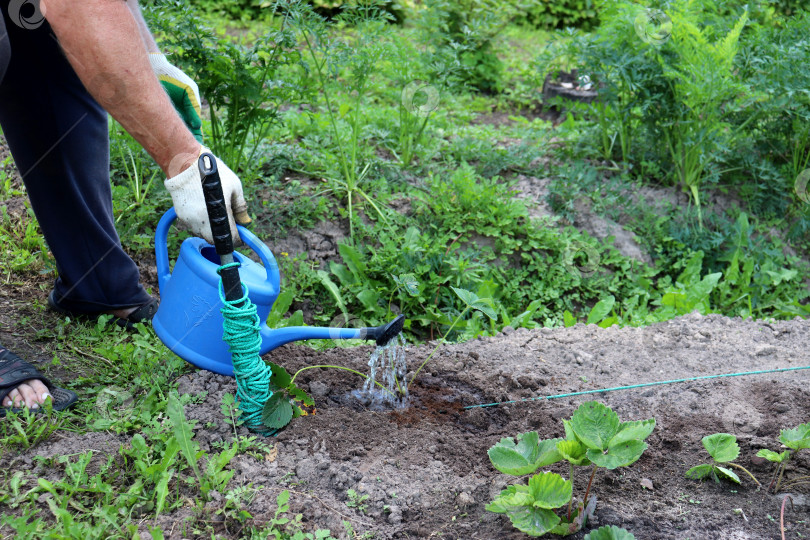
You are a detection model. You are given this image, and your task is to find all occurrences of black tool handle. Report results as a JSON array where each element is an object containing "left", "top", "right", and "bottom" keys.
[
  {"left": 199, "top": 153, "right": 233, "bottom": 255},
  {"left": 198, "top": 153, "right": 242, "bottom": 303}
]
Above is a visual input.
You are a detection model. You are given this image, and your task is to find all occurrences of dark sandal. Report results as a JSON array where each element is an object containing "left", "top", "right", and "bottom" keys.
[
  {"left": 0, "top": 346, "right": 78, "bottom": 417},
  {"left": 48, "top": 291, "right": 159, "bottom": 330}
]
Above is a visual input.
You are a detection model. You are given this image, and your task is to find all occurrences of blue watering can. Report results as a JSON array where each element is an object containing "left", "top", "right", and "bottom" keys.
[{"left": 153, "top": 208, "right": 405, "bottom": 376}]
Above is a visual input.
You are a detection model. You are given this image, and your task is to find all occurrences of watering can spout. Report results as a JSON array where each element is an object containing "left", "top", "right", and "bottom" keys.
[{"left": 259, "top": 314, "right": 405, "bottom": 354}]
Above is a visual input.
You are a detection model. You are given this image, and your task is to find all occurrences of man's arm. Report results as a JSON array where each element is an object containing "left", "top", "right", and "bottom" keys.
[
  {"left": 41, "top": 0, "right": 198, "bottom": 177},
  {"left": 127, "top": 0, "right": 161, "bottom": 54}
]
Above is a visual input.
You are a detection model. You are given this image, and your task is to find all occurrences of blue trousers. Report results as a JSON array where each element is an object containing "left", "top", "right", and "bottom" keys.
[{"left": 0, "top": 9, "right": 151, "bottom": 313}]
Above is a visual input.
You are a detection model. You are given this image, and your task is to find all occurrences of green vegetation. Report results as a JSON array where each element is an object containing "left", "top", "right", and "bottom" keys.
[
  {"left": 1, "top": 0, "right": 808, "bottom": 536},
  {"left": 685, "top": 433, "right": 760, "bottom": 486},
  {"left": 758, "top": 422, "right": 810, "bottom": 492},
  {"left": 487, "top": 402, "right": 654, "bottom": 536}
]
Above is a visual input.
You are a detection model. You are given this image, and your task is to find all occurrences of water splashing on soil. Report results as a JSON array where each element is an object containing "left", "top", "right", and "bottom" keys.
[{"left": 352, "top": 333, "right": 409, "bottom": 410}]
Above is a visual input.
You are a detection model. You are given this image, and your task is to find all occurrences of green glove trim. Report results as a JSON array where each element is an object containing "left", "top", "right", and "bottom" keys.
[{"left": 159, "top": 78, "right": 203, "bottom": 143}]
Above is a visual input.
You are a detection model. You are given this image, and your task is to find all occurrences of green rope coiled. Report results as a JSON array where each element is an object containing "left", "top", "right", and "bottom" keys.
[{"left": 217, "top": 263, "right": 272, "bottom": 435}]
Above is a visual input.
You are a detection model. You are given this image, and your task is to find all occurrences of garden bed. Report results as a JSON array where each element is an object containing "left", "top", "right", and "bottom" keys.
[{"left": 9, "top": 313, "right": 810, "bottom": 539}]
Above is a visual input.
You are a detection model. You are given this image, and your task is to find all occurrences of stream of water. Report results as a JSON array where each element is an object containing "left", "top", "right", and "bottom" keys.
[{"left": 352, "top": 333, "right": 409, "bottom": 409}]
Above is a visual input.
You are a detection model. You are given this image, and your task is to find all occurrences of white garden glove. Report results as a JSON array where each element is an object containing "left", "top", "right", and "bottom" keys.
[
  {"left": 149, "top": 53, "right": 203, "bottom": 142},
  {"left": 164, "top": 148, "right": 251, "bottom": 244}
]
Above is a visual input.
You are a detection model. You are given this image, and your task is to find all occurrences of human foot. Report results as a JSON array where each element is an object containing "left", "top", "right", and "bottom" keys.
[
  {"left": 1, "top": 378, "right": 50, "bottom": 409},
  {"left": 0, "top": 346, "right": 78, "bottom": 414}
]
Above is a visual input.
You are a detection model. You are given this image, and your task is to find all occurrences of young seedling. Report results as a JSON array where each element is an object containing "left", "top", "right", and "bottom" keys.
[
  {"left": 487, "top": 402, "right": 655, "bottom": 537},
  {"left": 563, "top": 401, "right": 656, "bottom": 515},
  {"left": 686, "top": 433, "right": 760, "bottom": 487},
  {"left": 584, "top": 525, "right": 636, "bottom": 540},
  {"left": 758, "top": 422, "right": 810, "bottom": 492},
  {"left": 486, "top": 472, "right": 574, "bottom": 537}
]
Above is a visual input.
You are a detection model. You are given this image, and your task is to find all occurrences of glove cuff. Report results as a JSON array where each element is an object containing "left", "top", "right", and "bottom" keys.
[
  {"left": 165, "top": 145, "right": 209, "bottom": 191},
  {"left": 149, "top": 53, "right": 177, "bottom": 77}
]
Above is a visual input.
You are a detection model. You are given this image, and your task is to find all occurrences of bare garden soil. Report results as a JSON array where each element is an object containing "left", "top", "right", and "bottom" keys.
[{"left": 8, "top": 311, "right": 810, "bottom": 539}]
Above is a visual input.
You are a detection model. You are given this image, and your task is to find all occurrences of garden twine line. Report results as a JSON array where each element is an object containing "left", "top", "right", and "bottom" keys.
[
  {"left": 218, "top": 263, "right": 273, "bottom": 435},
  {"left": 465, "top": 365, "right": 810, "bottom": 409}
]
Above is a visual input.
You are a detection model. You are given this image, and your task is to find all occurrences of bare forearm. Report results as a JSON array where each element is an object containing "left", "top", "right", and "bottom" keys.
[
  {"left": 41, "top": 0, "right": 198, "bottom": 176},
  {"left": 126, "top": 0, "right": 161, "bottom": 54}
]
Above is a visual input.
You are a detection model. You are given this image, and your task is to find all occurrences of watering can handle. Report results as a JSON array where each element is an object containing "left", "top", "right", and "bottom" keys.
[{"left": 154, "top": 208, "right": 281, "bottom": 295}]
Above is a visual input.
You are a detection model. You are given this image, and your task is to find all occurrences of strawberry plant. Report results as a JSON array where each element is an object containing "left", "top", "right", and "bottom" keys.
[
  {"left": 686, "top": 433, "right": 760, "bottom": 486},
  {"left": 757, "top": 422, "right": 810, "bottom": 492},
  {"left": 486, "top": 471, "right": 574, "bottom": 537},
  {"left": 562, "top": 402, "right": 656, "bottom": 512},
  {"left": 584, "top": 526, "right": 636, "bottom": 540},
  {"left": 487, "top": 402, "right": 655, "bottom": 536}
]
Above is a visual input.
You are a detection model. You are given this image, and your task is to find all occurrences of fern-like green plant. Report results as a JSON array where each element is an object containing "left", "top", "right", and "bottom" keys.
[{"left": 657, "top": 1, "right": 751, "bottom": 226}]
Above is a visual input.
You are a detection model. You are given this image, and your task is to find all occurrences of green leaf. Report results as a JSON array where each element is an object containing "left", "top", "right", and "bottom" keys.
[
  {"left": 685, "top": 464, "right": 714, "bottom": 480},
  {"left": 316, "top": 270, "right": 348, "bottom": 319},
  {"left": 452, "top": 287, "right": 479, "bottom": 307},
  {"left": 338, "top": 243, "right": 367, "bottom": 282},
  {"left": 486, "top": 484, "right": 531, "bottom": 513},
  {"left": 556, "top": 439, "right": 590, "bottom": 466},
  {"left": 289, "top": 386, "right": 315, "bottom": 407},
  {"left": 610, "top": 419, "right": 656, "bottom": 446},
  {"left": 685, "top": 273, "right": 722, "bottom": 312},
  {"left": 356, "top": 289, "right": 380, "bottom": 313},
  {"left": 701, "top": 433, "right": 739, "bottom": 463},
  {"left": 166, "top": 392, "right": 201, "bottom": 480},
  {"left": 329, "top": 262, "right": 355, "bottom": 287},
  {"left": 587, "top": 296, "right": 615, "bottom": 325},
  {"left": 584, "top": 525, "right": 636, "bottom": 540},
  {"left": 535, "top": 438, "right": 565, "bottom": 468},
  {"left": 261, "top": 393, "right": 294, "bottom": 429},
  {"left": 488, "top": 433, "right": 562, "bottom": 475},
  {"left": 756, "top": 449, "right": 790, "bottom": 463},
  {"left": 507, "top": 506, "right": 562, "bottom": 537},
  {"left": 779, "top": 423, "right": 810, "bottom": 450},
  {"left": 268, "top": 362, "right": 292, "bottom": 391},
  {"left": 587, "top": 440, "right": 648, "bottom": 469},
  {"left": 284, "top": 310, "right": 304, "bottom": 327},
  {"left": 394, "top": 273, "right": 419, "bottom": 296},
  {"left": 563, "top": 310, "right": 577, "bottom": 328},
  {"left": 451, "top": 286, "right": 497, "bottom": 320},
  {"left": 528, "top": 472, "right": 573, "bottom": 509},
  {"left": 155, "top": 470, "right": 172, "bottom": 515},
  {"left": 266, "top": 289, "right": 294, "bottom": 328},
  {"left": 562, "top": 419, "right": 578, "bottom": 442},
  {"left": 570, "top": 401, "right": 621, "bottom": 451},
  {"left": 715, "top": 466, "right": 741, "bottom": 484}
]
